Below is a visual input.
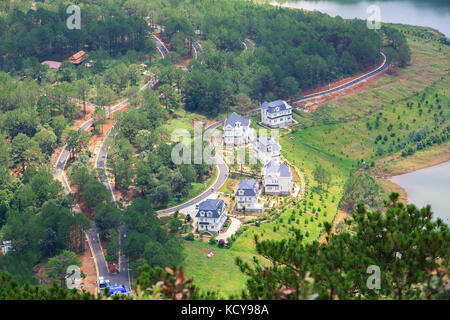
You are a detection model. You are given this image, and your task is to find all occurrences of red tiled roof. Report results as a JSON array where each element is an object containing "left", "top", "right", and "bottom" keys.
[{"left": 68, "top": 50, "right": 87, "bottom": 64}]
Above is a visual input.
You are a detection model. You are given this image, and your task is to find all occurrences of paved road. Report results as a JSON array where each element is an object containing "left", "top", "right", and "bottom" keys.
[
  {"left": 192, "top": 38, "right": 202, "bottom": 58},
  {"left": 242, "top": 38, "right": 254, "bottom": 52},
  {"left": 150, "top": 33, "right": 169, "bottom": 57},
  {"left": 155, "top": 51, "right": 390, "bottom": 215},
  {"left": 156, "top": 120, "right": 229, "bottom": 214},
  {"left": 290, "top": 51, "right": 389, "bottom": 104},
  {"left": 54, "top": 75, "right": 158, "bottom": 293}
]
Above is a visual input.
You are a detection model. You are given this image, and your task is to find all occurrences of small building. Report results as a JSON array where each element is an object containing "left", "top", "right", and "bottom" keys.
[
  {"left": 1, "top": 241, "right": 12, "bottom": 255},
  {"left": 68, "top": 50, "right": 87, "bottom": 66},
  {"left": 254, "top": 136, "right": 281, "bottom": 164},
  {"left": 263, "top": 160, "right": 293, "bottom": 195},
  {"left": 195, "top": 199, "right": 228, "bottom": 235},
  {"left": 223, "top": 112, "right": 254, "bottom": 146},
  {"left": 235, "top": 179, "right": 264, "bottom": 212},
  {"left": 41, "top": 60, "right": 62, "bottom": 70},
  {"left": 260, "top": 100, "right": 293, "bottom": 128}
]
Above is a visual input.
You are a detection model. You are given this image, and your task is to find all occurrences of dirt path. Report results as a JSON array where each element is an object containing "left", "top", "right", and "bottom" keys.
[{"left": 79, "top": 236, "right": 98, "bottom": 295}]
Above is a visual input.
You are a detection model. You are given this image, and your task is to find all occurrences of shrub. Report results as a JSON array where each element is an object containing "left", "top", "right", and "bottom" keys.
[{"left": 184, "top": 232, "right": 195, "bottom": 241}]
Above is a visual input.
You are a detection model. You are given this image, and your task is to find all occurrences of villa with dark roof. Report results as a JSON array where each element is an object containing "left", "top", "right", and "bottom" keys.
[
  {"left": 254, "top": 136, "right": 281, "bottom": 164},
  {"left": 235, "top": 179, "right": 264, "bottom": 212},
  {"left": 263, "top": 160, "right": 293, "bottom": 195},
  {"left": 260, "top": 100, "right": 293, "bottom": 128},
  {"left": 195, "top": 199, "right": 228, "bottom": 235},
  {"left": 223, "top": 112, "right": 254, "bottom": 146}
]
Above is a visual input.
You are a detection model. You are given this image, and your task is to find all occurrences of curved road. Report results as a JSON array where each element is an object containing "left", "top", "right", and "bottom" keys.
[
  {"left": 53, "top": 36, "right": 163, "bottom": 293},
  {"left": 156, "top": 120, "right": 229, "bottom": 215},
  {"left": 150, "top": 33, "right": 169, "bottom": 58},
  {"left": 156, "top": 52, "right": 390, "bottom": 215},
  {"left": 54, "top": 30, "right": 390, "bottom": 291},
  {"left": 54, "top": 99, "right": 135, "bottom": 292},
  {"left": 290, "top": 52, "right": 389, "bottom": 104}
]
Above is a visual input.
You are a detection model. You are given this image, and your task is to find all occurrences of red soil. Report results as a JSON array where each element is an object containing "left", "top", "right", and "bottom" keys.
[{"left": 293, "top": 69, "right": 388, "bottom": 113}]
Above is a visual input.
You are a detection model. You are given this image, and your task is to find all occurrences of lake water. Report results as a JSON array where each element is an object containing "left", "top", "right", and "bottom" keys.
[
  {"left": 271, "top": 0, "right": 450, "bottom": 37},
  {"left": 390, "top": 161, "right": 450, "bottom": 223}
]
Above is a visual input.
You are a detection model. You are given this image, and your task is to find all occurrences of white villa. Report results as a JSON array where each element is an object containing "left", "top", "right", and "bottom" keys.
[
  {"left": 260, "top": 100, "right": 293, "bottom": 128},
  {"left": 254, "top": 136, "right": 281, "bottom": 164},
  {"left": 195, "top": 199, "right": 228, "bottom": 235},
  {"left": 223, "top": 112, "right": 254, "bottom": 146},
  {"left": 235, "top": 179, "right": 264, "bottom": 212},
  {"left": 263, "top": 160, "right": 293, "bottom": 195}
]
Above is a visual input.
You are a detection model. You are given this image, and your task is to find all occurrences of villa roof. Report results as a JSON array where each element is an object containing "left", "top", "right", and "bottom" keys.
[
  {"left": 264, "top": 160, "right": 292, "bottom": 178},
  {"left": 255, "top": 136, "right": 281, "bottom": 153},
  {"left": 236, "top": 179, "right": 258, "bottom": 196},
  {"left": 260, "top": 100, "right": 292, "bottom": 114},
  {"left": 224, "top": 112, "right": 250, "bottom": 128},
  {"left": 195, "top": 199, "right": 227, "bottom": 218}
]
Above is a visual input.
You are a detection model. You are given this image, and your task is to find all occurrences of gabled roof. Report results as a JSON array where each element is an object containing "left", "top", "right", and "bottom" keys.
[
  {"left": 255, "top": 136, "right": 281, "bottom": 153},
  {"left": 69, "top": 50, "right": 87, "bottom": 64},
  {"left": 264, "top": 160, "right": 292, "bottom": 178},
  {"left": 224, "top": 112, "right": 250, "bottom": 128},
  {"left": 260, "top": 100, "right": 292, "bottom": 114},
  {"left": 41, "top": 60, "right": 62, "bottom": 69},
  {"left": 236, "top": 179, "right": 258, "bottom": 196},
  {"left": 195, "top": 199, "right": 227, "bottom": 218}
]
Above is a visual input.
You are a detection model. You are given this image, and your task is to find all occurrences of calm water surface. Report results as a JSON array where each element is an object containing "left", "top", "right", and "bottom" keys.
[
  {"left": 272, "top": 0, "right": 450, "bottom": 37},
  {"left": 390, "top": 161, "right": 450, "bottom": 223}
]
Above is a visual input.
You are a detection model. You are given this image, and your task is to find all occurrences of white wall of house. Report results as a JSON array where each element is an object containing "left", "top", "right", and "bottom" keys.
[
  {"left": 264, "top": 174, "right": 293, "bottom": 195},
  {"left": 197, "top": 210, "right": 227, "bottom": 234},
  {"left": 236, "top": 194, "right": 258, "bottom": 210},
  {"left": 261, "top": 104, "right": 293, "bottom": 128},
  {"left": 255, "top": 148, "right": 280, "bottom": 164},
  {"left": 224, "top": 122, "right": 253, "bottom": 146}
]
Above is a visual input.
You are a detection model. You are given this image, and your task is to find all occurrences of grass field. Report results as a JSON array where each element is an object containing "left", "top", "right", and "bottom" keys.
[{"left": 181, "top": 28, "right": 450, "bottom": 297}]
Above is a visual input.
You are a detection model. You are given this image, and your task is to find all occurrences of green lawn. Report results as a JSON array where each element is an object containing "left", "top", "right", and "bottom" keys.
[{"left": 181, "top": 30, "right": 450, "bottom": 297}]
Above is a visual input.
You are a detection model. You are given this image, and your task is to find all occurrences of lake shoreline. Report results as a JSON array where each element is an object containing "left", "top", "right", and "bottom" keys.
[
  {"left": 378, "top": 142, "right": 450, "bottom": 205},
  {"left": 270, "top": 0, "right": 450, "bottom": 38}
]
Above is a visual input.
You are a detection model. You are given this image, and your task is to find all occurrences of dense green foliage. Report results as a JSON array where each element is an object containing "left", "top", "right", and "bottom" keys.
[
  {"left": 0, "top": 1, "right": 154, "bottom": 72},
  {"left": 0, "top": 0, "right": 422, "bottom": 297},
  {"left": 109, "top": 90, "right": 213, "bottom": 208},
  {"left": 237, "top": 193, "right": 450, "bottom": 300},
  {"left": 0, "top": 168, "right": 90, "bottom": 284},
  {"left": 123, "top": 200, "right": 184, "bottom": 277},
  {"left": 338, "top": 172, "right": 385, "bottom": 212}
]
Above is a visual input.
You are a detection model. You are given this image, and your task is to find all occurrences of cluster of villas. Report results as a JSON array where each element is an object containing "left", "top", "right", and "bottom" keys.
[
  {"left": 223, "top": 99, "right": 293, "bottom": 147},
  {"left": 222, "top": 99, "right": 294, "bottom": 197},
  {"left": 194, "top": 100, "right": 295, "bottom": 235}
]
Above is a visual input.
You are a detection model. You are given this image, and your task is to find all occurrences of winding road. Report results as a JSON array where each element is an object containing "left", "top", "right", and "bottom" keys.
[
  {"left": 53, "top": 37, "right": 163, "bottom": 293},
  {"left": 156, "top": 51, "right": 390, "bottom": 215},
  {"left": 53, "top": 29, "right": 390, "bottom": 293},
  {"left": 290, "top": 52, "right": 389, "bottom": 104}
]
